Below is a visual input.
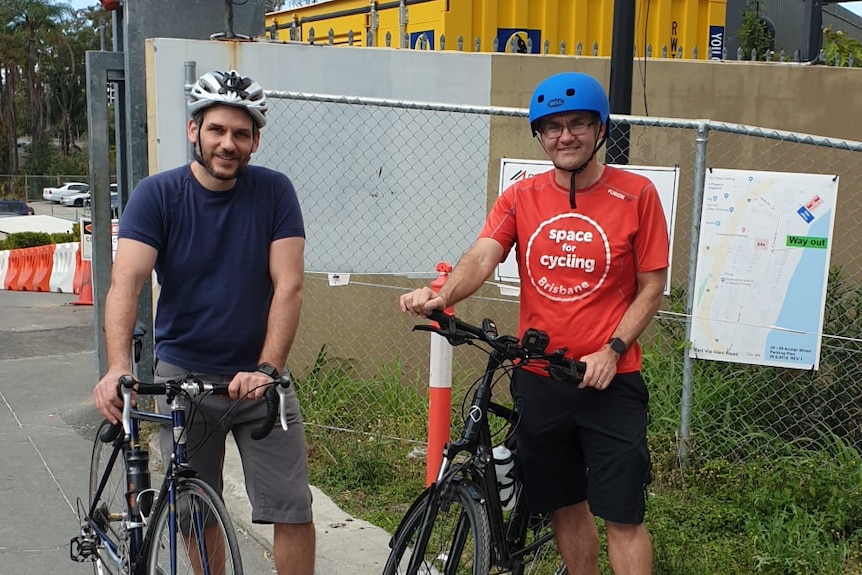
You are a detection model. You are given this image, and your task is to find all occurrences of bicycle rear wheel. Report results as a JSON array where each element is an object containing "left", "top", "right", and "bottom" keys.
[
  {"left": 89, "top": 420, "right": 128, "bottom": 575},
  {"left": 146, "top": 477, "right": 243, "bottom": 575},
  {"left": 383, "top": 482, "right": 491, "bottom": 575},
  {"left": 510, "top": 512, "right": 567, "bottom": 575}
]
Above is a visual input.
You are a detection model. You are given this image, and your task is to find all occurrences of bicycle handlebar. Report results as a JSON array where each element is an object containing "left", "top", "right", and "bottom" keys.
[
  {"left": 419, "top": 310, "right": 586, "bottom": 383},
  {"left": 251, "top": 373, "right": 293, "bottom": 440},
  {"left": 117, "top": 373, "right": 293, "bottom": 441}
]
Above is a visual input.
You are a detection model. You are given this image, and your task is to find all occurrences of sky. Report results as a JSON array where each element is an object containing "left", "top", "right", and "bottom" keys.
[{"left": 65, "top": 0, "right": 862, "bottom": 23}]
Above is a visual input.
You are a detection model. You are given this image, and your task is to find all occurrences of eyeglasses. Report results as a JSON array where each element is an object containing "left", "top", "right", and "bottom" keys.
[{"left": 540, "top": 120, "right": 597, "bottom": 139}]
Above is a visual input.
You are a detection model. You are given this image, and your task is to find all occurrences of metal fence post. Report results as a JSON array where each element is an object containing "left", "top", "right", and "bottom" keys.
[
  {"left": 679, "top": 121, "right": 710, "bottom": 469},
  {"left": 184, "top": 61, "right": 196, "bottom": 164}
]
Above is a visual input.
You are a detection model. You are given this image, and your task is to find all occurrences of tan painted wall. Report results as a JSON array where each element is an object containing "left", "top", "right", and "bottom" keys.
[{"left": 487, "top": 55, "right": 862, "bottom": 139}]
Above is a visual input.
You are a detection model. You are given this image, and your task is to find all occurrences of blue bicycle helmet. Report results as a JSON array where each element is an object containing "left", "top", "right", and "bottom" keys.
[{"left": 529, "top": 72, "right": 610, "bottom": 136}]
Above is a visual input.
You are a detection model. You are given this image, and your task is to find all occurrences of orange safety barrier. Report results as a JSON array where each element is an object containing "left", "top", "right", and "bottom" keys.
[
  {"left": 30, "top": 244, "right": 55, "bottom": 292},
  {"left": 14, "top": 247, "right": 38, "bottom": 291},
  {"left": 3, "top": 249, "right": 23, "bottom": 290},
  {"left": 72, "top": 259, "right": 94, "bottom": 306}
]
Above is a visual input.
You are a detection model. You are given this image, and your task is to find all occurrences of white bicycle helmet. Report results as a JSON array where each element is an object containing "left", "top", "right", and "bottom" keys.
[{"left": 188, "top": 70, "right": 267, "bottom": 128}]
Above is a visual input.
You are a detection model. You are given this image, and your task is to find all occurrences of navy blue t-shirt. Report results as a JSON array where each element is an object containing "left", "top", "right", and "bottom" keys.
[{"left": 119, "top": 164, "right": 305, "bottom": 375}]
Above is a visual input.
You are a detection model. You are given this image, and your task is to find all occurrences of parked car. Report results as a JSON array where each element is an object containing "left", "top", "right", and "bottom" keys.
[
  {"left": 42, "top": 182, "right": 89, "bottom": 202},
  {"left": 0, "top": 199, "right": 35, "bottom": 216},
  {"left": 82, "top": 185, "right": 120, "bottom": 218},
  {"left": 62, "top": 184, "right": 119, "bottom": 208}
]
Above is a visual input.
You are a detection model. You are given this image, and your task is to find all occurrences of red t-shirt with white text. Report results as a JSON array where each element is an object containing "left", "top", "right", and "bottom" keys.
[{"left": 479, "top": 166, "right": 669, "bottom": 374}]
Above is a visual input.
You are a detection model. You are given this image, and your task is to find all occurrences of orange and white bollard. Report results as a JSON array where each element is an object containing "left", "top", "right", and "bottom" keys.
[{"left": 426, "top": 261, "right": 454, "bottom": 486}]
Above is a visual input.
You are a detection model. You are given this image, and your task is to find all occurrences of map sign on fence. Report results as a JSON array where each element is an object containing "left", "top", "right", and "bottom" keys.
[{"left": 690, "top": 168, "right": 839, "bottom": 370}]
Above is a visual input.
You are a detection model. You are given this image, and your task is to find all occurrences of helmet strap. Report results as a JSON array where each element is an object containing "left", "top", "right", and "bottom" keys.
[{"left": 538, "top": 127, "right": 609, "bottom": 210}]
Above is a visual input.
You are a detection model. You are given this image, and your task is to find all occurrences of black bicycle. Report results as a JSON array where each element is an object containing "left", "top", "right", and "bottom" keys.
[
  {"left": 71, "top": 372, "right": 292, "bottom": 575},
  {"left": 383, "top": 310, "right": 585, "bottom": 575}
]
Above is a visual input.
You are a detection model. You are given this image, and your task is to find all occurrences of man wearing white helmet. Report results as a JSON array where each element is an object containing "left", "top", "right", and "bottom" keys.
[
  {"left": 401, "top": 72, "right": 668, "bottom": 574},
  {"left": 94, "top": 69, "right": 314, "bottom": 574}
]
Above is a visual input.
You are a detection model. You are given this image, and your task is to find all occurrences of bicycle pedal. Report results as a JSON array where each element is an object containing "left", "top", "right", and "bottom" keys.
[{"left": 69, "top": 535, "right": 98, "bottom": 562}]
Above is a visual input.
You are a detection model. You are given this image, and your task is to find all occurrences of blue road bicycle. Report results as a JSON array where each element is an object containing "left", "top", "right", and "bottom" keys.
[{"left": 70, "top": 372, "right": 292, "bottom": 575}]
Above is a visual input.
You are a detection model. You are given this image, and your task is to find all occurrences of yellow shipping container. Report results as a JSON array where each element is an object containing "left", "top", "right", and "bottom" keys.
[{"left": 265, "top": 0, "right": 727, "bottom": 60}]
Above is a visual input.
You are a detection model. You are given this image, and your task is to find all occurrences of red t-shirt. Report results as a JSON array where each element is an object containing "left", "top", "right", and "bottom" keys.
[{"left": 479, "top": 166, "right": 669, "bottom": 374}]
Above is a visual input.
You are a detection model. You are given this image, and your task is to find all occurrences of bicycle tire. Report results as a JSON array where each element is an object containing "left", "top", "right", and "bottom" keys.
[
  {"left": 145, "top": 477, "right": 243, "bottom": 575},
  {"left": 383, "top": 482, "right": 491, "bottom": 575},
  {"left": 514, "top": 512, "right": 567, "bottom": 575},
  {"left": 89, "top": 420, "right": 129, "bottom": 575}
]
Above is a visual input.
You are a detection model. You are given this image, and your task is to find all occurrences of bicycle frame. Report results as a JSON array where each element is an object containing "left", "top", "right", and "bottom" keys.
[
  {"left": 410, "top": 343, "right": 556, "bottom": 574},
  {"left": 82, "top": 393, "right": 202, "bottom": 574}
]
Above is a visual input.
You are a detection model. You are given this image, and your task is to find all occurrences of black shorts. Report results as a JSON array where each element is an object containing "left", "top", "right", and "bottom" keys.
[{"left": 511, "top": 368, "right": 651, "bottom": 524}]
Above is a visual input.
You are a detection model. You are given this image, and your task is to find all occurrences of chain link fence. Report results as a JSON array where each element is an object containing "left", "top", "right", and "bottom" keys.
[
  {"left": 0, "top": 174, "right": 91, "bottom": 203},
  {"left": 256, "top": 89, "right": 862, "bottom": 474}
]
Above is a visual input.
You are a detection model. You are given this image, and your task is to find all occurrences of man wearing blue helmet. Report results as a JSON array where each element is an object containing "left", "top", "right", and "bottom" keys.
[{"left": 400, "top": 71, "right": 669, "bottom": 574}]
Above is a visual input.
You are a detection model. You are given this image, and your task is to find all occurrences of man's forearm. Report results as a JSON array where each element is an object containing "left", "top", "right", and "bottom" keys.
[
  {"left": 437, "top": 243, "right": 500, "bottom": 308},
  {"left": 103, "top": 285, "right": 141, "bottom": 372},
  {"left": 258, "top": 286, "right": 302, "bottom": 371},
  {"left": 611, "top": 271, "right": 666, "bottom": 346}
]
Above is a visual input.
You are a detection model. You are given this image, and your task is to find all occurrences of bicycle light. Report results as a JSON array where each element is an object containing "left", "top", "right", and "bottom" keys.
[{"left": 522, "top": 329, "right": 550, "bottom": 355}]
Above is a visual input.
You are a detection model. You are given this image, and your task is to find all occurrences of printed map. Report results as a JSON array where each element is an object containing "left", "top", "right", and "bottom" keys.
[{"left": 690, "top": 168, "right": 838, "bottom": 369}]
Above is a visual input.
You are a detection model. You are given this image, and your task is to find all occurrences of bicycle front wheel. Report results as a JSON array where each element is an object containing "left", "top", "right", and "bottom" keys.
[
  {"left": 146, "top": 477, "right": 243, "bottom": 575},
  {"left": 383, "top": 482, "right": 491, "bottom": 575}
]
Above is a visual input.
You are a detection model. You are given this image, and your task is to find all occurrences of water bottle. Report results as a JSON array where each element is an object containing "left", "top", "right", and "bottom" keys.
[
  {"left": 126, "top": 446, "right": 153, "bottom": 518},
  {"left": 492, "top": 445, "right": 516, "bottom": 511}
]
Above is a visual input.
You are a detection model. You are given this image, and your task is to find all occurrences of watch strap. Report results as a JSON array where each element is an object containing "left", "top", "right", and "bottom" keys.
[
  {"left": 256, "top": 362, "right": 280, "bottom": 379},
  {"left": 607, "top": 337, "right": 627, "bottom": 356}
]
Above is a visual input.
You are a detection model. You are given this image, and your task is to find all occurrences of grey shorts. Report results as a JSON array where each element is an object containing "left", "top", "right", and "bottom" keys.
[{"left": 155, "top": 360, "right": 313, "bottom": 524}]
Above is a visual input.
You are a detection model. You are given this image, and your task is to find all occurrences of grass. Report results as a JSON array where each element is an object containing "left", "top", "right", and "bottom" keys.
[{"left": 295, "top": 270, "right": 862, "bottom": 574}]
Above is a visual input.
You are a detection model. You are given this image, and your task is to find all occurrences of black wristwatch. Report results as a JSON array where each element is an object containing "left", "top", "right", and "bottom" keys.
[
  {"left": 256, "top": 362, "right": 280, "bottom": 379},
  {"left": 607, "top": 337, "right": 628, "bottom": 356}
]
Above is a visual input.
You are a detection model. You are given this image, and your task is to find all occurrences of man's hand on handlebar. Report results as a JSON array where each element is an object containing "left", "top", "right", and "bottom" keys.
[
  {"left": 229, "top": 370, "right": 274, "bottom": 401},
  {"left": 400, "top": 287, "right": 448, "bottom": 317},
  {"left": 577, "top": 348, "right": 619, "bottom": 391},
  {"left": 94, "top": 368, "right": 134, "bottom": 425}
]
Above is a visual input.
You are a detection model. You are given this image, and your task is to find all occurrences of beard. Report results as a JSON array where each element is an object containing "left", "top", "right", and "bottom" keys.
[{"left": 194, "top": 146, "right": 251, "bottom": 181}]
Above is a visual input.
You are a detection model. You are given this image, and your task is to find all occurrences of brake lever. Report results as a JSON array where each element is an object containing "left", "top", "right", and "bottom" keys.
[
  {"left": 118, "top": 374, "right": 136, "bottom": 438},
  {"left": 250, "top": 372, "right": 293, "bottom": 440},
  {"left": 277, "top": 373, "right": 290, "bottom": 431}
]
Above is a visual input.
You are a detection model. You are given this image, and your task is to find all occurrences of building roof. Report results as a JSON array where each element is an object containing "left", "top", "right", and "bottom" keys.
[{"left": 0, "top": 215, "right": 75, "bottom": 236}]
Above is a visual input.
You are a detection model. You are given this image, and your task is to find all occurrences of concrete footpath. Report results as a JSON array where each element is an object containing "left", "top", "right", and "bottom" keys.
[
  {"left": 0, "top": 290, "right": 394, "bottom": 574},
  {"left": 210, "top": 435, "right": 393, "bottom": 574},
  {"left": 148, "top": 434, "right": 394, "bottom": 574}
]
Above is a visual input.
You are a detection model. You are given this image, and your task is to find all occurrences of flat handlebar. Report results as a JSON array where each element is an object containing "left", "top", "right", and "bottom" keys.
[{"left": 419, "top": 310, "right": 586, "bottom": 383}]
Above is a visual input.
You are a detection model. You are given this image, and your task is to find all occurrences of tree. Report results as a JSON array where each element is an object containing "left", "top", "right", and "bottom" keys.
[
  {"left": 44, "top": 7, "right": 109, "bottom": 154},
  {"left": 736, "top": 1, "right": 774, "bottom": 61},
  {"left": 7, "top": 0, "right": 73, "bottom": 140},
  {"left": 822, "top": 26, "right": 862, "bottom": 67},
  {"left": 0, "top": 1, "right": 28, "bottom": 174}
]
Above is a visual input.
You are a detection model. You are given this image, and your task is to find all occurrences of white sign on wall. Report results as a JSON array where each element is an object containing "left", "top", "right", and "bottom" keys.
[{"left": 495, "top": 159, "right": 679, "bottom": 295}]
